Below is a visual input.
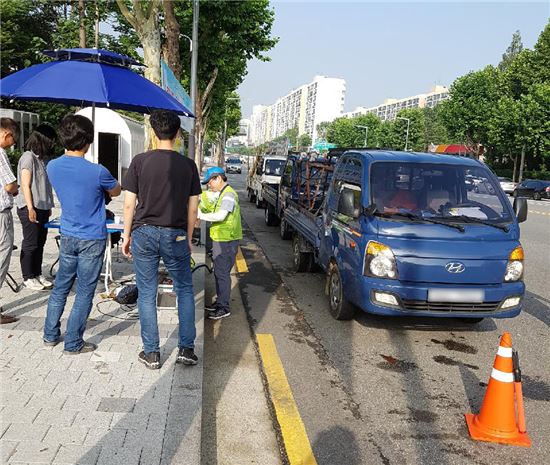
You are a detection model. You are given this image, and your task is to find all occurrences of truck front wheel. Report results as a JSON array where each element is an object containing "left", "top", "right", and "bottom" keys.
[{"left": 327, "top": 263, "right": 355, "bottom": 320}]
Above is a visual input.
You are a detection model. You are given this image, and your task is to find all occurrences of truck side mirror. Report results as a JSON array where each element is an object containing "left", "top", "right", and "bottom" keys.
[
  {"left": 513, "top": 197, "right": 528, "bottom": 223},
  {"left": 338, "top": 188, "right": 360, "bottom": 219}
]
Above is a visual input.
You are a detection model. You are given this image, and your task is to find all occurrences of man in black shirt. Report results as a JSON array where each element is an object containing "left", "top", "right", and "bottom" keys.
[{"left": 122, "top": 110, "right": 201, "bottom": 369}]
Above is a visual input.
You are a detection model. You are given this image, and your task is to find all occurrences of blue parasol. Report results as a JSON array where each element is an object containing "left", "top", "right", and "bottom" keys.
[{"left": 0, "top": 48, "right": 193, "bottom": 117}]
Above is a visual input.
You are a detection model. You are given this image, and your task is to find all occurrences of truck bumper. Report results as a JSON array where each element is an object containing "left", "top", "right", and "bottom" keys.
[{"left": 355, "top": 279, "right": 525, "bottom": 319}]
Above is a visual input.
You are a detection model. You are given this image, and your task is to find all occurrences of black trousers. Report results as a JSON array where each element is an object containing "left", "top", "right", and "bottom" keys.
[
  {"left": 212, "top": 240, "right": 239, "bottom": 312},
  {"left": 17, "top": 207, "right": 50, "bottom": 280}
]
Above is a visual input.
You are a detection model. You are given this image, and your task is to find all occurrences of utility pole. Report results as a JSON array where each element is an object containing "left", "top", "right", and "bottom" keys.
[
  {"left": 355, "top": 125, "right": 369, "bottom": 147},
  {"left": 396, "top": 117, "right": 410, "bottom": 151},
  {"left": 189, "top": 0, "right": 199, "bottom": 168}
]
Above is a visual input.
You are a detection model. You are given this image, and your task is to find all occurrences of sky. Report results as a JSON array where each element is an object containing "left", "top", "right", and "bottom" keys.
[{"left": 237, "top": 1, "right": 550, "bottom": 118}]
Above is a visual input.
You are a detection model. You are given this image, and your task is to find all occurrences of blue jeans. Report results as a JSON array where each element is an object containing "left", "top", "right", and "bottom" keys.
[
  {"left": 44, "top": 235, "right": 106, "bottom": 351},
  {"left": 132, "top": 225, "right": 196, "bottom": 353}
]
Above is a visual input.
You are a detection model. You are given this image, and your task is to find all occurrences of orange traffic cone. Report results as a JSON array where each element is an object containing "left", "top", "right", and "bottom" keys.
[{"left": 464, "top": 332, "right": 531, "bottom": 447}]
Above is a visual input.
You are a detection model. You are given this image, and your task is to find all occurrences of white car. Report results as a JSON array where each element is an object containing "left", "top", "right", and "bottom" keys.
[
  {"left": 226, "top": 158, "right": 242, "bottom": 174},
  {"left": 498, "top": 177, "right": 517, "bottom": 195}
]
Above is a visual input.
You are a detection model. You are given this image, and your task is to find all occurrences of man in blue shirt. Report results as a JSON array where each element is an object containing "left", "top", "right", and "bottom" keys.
[{"left": 43, "top": 115, "right": 121, "bottom": 354}]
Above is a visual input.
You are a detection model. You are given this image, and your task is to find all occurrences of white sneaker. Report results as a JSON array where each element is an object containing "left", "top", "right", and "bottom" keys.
[
  {"left": 37, "top": 275, "right": 53, "bottom": 289},
  {"left": 23, "top": 278, "right": 45, "bottom": 291}
]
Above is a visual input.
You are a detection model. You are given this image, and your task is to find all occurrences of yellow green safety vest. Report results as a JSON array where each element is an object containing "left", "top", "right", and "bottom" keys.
[{"left": 202, "top": 185, "right": 242, "bottom": 242}]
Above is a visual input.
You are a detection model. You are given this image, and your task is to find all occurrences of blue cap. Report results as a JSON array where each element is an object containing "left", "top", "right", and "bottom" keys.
[{"left": 202, "top": 166, "right": 225, "bottom": 184}]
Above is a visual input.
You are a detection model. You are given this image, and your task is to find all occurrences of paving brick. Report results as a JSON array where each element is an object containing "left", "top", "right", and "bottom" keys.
[
  {"left": 52, "top": 443, "right": 101, "bottom": 465},
  {"left": 44, "top": 370, "right": 83, "bottom": 386},
  {"left": 19, "top": 380, "right": 58, "bottom": 396},
  {"left": 86, "top": 382, "right": 124, "bottom": 398},
  {"left": 96, "top": 445, "right": 142, "bottom": 465},
  {"left": 0, "top": 405, "right": 41, "bottom": 424},
  {"left": 43, "top": 426, "right": 89, "bottom": 446},
  {"left": 90, "top": 351, "right": 121, "bottom": 363},
  {"left": 72, "top": 411, "right": 113, "bottom": 429},
  {"left": 62, "top": 396, "right": 102, "bottom": 412},
  {"left": 97, "top": 397, "right": 135, "bottom": 414},
  {"left": 25, "top": 394, "right": 68, "bottom": 412},
  {"left": 8, "top": 440, "right": 60, "bottom": 464},
  {"left": 33, "top": 408, "right": 78, "bottom": 427},
  {"left": 0, "top": 392, "right": 32, "bottom": 408},
  {"left": 0, "top": 439, "right": 18, "bottom": 463},
  {"left": 83, "top": 427, "right": 126, "bottom": 448},
  {"left": 51, "top": 382, "right": 92, "bottom": 398},
  {"left": 110, "top": 412, "right": 149, "bottom": 430},
  {"left": 2, "top": 423, "right": 50, "bottom": 442}
]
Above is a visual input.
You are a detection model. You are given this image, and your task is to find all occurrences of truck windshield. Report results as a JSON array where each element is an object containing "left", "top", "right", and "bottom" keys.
[
  {"left": 265, "top": 159, "right": 286, "bottom": 176},
  {"left": 370, "top": 162, "right": 512, "bottom": 224}
]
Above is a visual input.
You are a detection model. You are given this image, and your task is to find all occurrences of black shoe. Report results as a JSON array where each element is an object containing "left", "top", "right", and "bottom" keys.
[
  {"left": 138, "top": 350, "right": 161, "bottom": 369},
  {"left": 176, "top": 347, "right": 198, "bottom": 365},
  {"left": 43, "top": 338, "right": 61, "bottom": 347},
  {"left": 205, "top": 303, "right": 218, "bottom": 313},
  {"left": 207, "top": 308, "right": 231, "bottom": 320},
  {"left": 63, "top": 341, "right": 97, "bottom": 355}
]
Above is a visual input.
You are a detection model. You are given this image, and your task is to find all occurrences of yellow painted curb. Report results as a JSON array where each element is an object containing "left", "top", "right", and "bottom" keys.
[
  {"left": 256, "top": 333, "right": 318, "bottom": 465},
  {"left": 235, "top": 246, "right": 249, "bottom": 273},
  {"left": 528, "top": 210, "right": 550, "bottom": 216}
]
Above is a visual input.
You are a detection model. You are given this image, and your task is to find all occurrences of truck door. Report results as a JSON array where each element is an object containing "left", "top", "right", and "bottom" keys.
[{"left": 325, "top": 157, "right": 364, "bottom": 304}]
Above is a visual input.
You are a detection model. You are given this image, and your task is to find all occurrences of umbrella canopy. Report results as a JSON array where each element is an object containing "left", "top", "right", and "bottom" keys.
[{"left": 0, "top": 49, "right": 193, "bottom": 117}]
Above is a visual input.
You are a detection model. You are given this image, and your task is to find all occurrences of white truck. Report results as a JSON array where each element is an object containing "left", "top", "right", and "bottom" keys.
[{"left": 246, "top": 155, "right": 287, "bottom": 209}]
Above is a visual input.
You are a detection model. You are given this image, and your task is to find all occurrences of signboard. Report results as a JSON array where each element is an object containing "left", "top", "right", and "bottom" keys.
[
  {"left": 160, "top": 59, "right": 193, "bottom": 134},
  {"left": 313, "top": 140, "right": 337, "bottom": 151}
]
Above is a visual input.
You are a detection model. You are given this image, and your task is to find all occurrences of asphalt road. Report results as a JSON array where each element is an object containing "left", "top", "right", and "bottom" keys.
[{"left": 229, "top": 170, "right": 549, "bottom": 465}]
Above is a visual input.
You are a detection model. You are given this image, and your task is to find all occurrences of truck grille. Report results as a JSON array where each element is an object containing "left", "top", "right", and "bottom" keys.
[{"left": 401, "top": 299, "right": 501, "bottom": 313}]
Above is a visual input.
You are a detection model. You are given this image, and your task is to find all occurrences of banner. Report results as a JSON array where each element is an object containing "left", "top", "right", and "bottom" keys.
[{"left": 160, "top": 60, "right": 193, "bottom": 134}]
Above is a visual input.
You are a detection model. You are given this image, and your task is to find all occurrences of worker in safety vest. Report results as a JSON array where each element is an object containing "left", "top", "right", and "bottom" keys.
[{"left": 198, "top": 167, "right": 242, "bottom": 320}]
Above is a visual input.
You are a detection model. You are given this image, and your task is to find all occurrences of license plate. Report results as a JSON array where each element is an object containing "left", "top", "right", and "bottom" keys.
[{"left": 428, "top": 289, "right": 484, "bottom": 303}]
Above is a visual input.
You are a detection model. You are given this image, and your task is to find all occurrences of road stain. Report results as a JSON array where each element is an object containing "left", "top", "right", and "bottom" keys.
[
  {"left": 377, "top": 354, "right": 418, "bottom": 372},
  {"left": 433, "top": 355, "right": 479, "bottom": 370},
  {"left": 431, "top": 338, "right": 478, "bottom": 354},
  {"left": 391, "top": 432, "right": 460, "bottom": 440},
  {"left": 522, "top": 375, "right": 550, "bottom": 401},
  {"left": 388, "top": 407, "right": 439, "bottom": 423}
]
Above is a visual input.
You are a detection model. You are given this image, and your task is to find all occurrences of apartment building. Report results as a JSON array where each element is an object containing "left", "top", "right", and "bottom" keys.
[
  {"left": 343, "top": 85, "right": 449, "bottom": 121},
  {"left": 249, "top": 76, "right": 346, "bottom": 145}
]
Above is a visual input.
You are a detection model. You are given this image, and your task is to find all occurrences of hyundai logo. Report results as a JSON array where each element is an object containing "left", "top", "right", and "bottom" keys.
[{"left": 445, "top": 262, "right": 466, "bottom": 273}]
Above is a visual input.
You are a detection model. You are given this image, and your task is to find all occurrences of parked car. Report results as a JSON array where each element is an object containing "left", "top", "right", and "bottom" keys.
[
  {"left": 226, "top": 158, "right": 243, "bottom": 174},
  {"left": 513, "top": 179, "right": 550, "bottom": 200},
  {"left": 498, "top": 177, "right": 517, "bottom": 195}
]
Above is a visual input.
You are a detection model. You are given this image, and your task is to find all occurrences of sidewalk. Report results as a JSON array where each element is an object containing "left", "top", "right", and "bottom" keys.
[{"left": 0, "top": 199, "right": 205, "bottom": 465}]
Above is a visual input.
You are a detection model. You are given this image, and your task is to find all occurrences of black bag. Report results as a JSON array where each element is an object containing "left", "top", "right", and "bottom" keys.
[{"left": 114, "top": 284, "right": 138, "bottom": 305}]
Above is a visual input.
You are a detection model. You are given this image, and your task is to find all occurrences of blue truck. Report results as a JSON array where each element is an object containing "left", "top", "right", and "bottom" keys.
[{"left": 262, "top": 150, "right": 528, "bottom": 322}]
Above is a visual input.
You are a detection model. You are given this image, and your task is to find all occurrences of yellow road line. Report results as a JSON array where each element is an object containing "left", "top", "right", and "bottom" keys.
[
  {"left": 235, "top": 246, "right": 249, "bottom": 273},
  {"left": 256, "top": 333, "right": 318, "bottom": 465},
  {"left": 528, "top": 210, "right": 550, "bottom": 216}
]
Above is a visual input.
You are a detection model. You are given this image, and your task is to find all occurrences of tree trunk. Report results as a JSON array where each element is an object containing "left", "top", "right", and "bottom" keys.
[
  {"left": 115, "top": 0, "right": 162, "bottom": 150},
  {"left": 78, "top": 0, "right": 86, "bottom": 48},
  {"left": 162, "top": 0, "right": 181, "bottom": 79},
  {"left": 512, "top": 154, "right": 518, "bottom": 182},
  {"left": 518, "top": 143, "right": 526, "bottom": 182}
]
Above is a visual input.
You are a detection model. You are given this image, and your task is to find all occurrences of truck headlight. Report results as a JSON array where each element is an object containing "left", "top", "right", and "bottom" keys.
[
  {"left": 364, "top": 241, "right": 398, "bottom": 279},
  {"left": 504, "top": 246, "right": 524, "bottom": 282}
]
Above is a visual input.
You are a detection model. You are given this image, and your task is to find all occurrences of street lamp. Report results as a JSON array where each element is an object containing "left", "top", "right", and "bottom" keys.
[
  {"left": 355, "top": 125, "right": 369, "bottom": 147},
  {"left": 396, "top": 117, "right": 410, "bottom": 151},
  {"left": 179, "top": 34, "right": 193, "bottom": 52}
]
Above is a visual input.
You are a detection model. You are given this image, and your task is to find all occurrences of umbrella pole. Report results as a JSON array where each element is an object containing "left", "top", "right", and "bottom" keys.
[{"left": 91, "top": 103, "right": 96, "bottom": 163}]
